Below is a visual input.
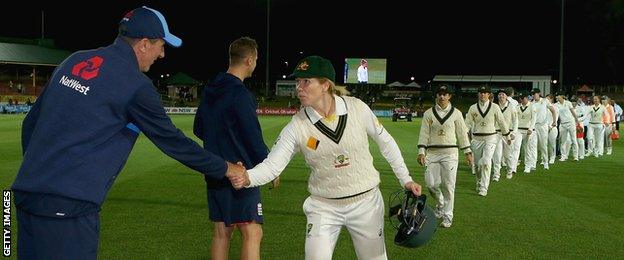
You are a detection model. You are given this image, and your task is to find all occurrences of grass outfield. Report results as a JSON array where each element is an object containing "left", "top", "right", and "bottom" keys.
[{"left": 1, "top": 114, "right": 623, "bottom": 259}]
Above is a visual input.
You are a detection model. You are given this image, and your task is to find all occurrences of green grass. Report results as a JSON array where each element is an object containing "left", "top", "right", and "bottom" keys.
[{"left": 1, "top": 114, "right": 623, "bottom": 259}]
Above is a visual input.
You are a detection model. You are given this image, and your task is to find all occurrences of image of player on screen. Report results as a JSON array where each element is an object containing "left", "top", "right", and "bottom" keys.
[{"left": 357, "top": 59, "right": 368, "bottom": 84}]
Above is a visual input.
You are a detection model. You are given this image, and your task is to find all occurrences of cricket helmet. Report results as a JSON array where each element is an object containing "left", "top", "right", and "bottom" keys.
[{"left": 388, "top": 190, "right": 437, "bottom": 248}]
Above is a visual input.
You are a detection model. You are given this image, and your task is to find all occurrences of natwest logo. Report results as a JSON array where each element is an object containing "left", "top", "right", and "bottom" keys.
[{"left": 71, "top": 56, "right": 104, "bottom": 80}]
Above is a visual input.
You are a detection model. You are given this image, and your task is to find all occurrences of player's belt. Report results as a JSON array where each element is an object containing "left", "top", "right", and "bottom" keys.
[
  {"left": 518, "top": 127, "right": 530, "bottom": 130},
  {"left": 473, "top": 132, "right": 497, "bottom": 136},
  {"left": 590, "top": 122, "right": 603, "bottom": 124},
  {"left": 330, "top": 187, "right": 375, "bottom": 200}
]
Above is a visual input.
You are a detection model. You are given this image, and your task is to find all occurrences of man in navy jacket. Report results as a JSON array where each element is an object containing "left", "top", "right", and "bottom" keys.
[
  {"left": 194, "top": 37, "right": 276, "bottom": 260},
  {"left": 11, "top": 6, "right": 244, "bottom": 259}
]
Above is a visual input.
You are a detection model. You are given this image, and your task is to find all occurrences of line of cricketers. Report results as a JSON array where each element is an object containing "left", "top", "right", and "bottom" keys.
[{"left": 417, "top": 85, "right": 619, "bottom": 228}]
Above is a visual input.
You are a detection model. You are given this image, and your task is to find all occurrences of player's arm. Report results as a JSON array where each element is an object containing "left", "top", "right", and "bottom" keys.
[
  {"left": 417, "top": 111, "right": 431, "bottom": 166},
  {"left": 529, "top": 105, "right": 537, "bottom": 131},
  {"left": 234, "top": 90, "right": 269, "bottom": 166},
  {"left": 548, "top": 104, "right": 557, "bottom": 127},
  {"left": 464, "top": 106, "right": 474, "bottom": 134},
  {"left": 511, "top": 105, "right": 519, "bottom": 130},
  {"left": 245, "top": 120, "right": 299, "bottom": 187},
  {"left": 454, "top": 109, "right": 472, "bottom": 154},
  {"left": 360, "top": 100, "right": 413, "bottom": 187},
  {"left": 21, "top": 95, "right": 43, "bottom": 154},
  {"left": 21, "top": 80, "right": 54, "bottom": 154},
  {"left": 127, "top": 83, "right": 227, "bottom": 179},
  {"left": 192, "top": 89, "right": 205, "bottom": 140}
]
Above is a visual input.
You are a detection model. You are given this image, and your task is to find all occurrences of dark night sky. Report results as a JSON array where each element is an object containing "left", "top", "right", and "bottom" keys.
[{"left": 1, "top": 0, "right": 623, "bottom": 86}]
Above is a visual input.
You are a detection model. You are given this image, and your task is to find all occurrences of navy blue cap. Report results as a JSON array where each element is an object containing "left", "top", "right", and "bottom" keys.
[{"left": 119, "top": 6, "right": 182, "bottom": 47}]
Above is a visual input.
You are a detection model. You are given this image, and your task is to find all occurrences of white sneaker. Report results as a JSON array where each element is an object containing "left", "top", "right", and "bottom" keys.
[
  {"left": 506, "top": 172, "right": 514, "bottom": 179},
  {"left": 573, "top": 158, "right": 579, "bottom": 161},
  {"left": 478, "top": 190, "right": 487, "bottom": 197},
  {"left": 559, "top": 158, "right": 567, "bottom": 162},
  {"left": 434, "top": 208, "right": 443, "bottom": 219},
  {"left": 524, "top": 169, "right": 531, "bottom": 174},
  {"left": 549, "top": 159, "right": 555, "bottom": 164},
  {"left": 492, "top": 175, "right": 500, "bottom": 182},
  {"left": 544, "top": 164, "right": 549, "bottom": 170},
  {"left": 441, "top": 218, "right": 452, "bottom": 228}
]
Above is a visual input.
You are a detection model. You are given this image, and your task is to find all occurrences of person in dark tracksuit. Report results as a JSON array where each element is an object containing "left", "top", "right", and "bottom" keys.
[
  {"left": 193, "top": 37, "right": 277, "bottom": 260},
  {"left": 11, "top": 6, "right": 244, "bottom": 259}
]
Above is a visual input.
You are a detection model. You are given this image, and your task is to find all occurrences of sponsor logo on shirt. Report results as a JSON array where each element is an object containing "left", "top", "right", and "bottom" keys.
[
  {"left": 71, "top": 56, "right": 103, "bottom": 80},
  {"left": 59, "top": 75, "right": 90, "bottom": 95},
  {"left": 333, "top": 154, "right": 350, "bottom": 168}
]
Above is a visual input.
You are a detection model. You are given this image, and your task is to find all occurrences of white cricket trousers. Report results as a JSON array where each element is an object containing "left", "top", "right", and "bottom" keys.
[
  {"left": 510, "top": 131, "right": 523, "bottom": 172},
  {"left": 559, "top": 121, "right": 578, "bottom": 160},
  {"left": 424, "top": 151, "right": 458, "bottom": 221},
  {"left": 589, "top": 123, "right": 605, "bottom": 156},
  {"left": 492, "top": 133, "right": 511, "bottom": 178},
  {"left": 604, "top": 125, "right": 613, "bottom": 152},
  {"left": 303, "top": 187, "right": 387, "bottom": 260},
  {"left": 577, "top": 135, "right": 586, "bottom": 159},
  {"left": 471, "top": 135, "right": 497, "bottom": 193},
  {"left": 520, "top": 130, "right": 537, "bottom": 171},
  {"left": 548, "top": 126, "right": 558, "bottom": 162},
  {"left": 535, "top": 124, "right": 550, "bottom": 168}
]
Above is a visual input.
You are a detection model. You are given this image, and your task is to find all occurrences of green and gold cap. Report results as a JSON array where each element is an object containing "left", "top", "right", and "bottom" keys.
[{"left": 290, "top": 55, "right": 336, "bottom": 82}]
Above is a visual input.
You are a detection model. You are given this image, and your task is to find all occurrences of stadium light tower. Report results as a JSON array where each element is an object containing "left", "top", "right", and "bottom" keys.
[
  {"left": 559, "top": 0, "right": 564, "bottom": 89},
  {"left": 265, "top": 0, "right": 270, "bottom": 98},
  {"left": 410, "top": 76, "right": 415, "bottom": 81}
]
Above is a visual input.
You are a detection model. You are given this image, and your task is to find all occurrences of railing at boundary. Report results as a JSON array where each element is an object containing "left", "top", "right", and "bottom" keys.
[{"left": 164, "top": 107, "right": 402, "bottom": 117}]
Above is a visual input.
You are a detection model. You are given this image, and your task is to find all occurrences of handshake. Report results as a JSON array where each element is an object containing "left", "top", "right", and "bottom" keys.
[{"left": 225, "top": 162, "right": 250, "bottom": 189}]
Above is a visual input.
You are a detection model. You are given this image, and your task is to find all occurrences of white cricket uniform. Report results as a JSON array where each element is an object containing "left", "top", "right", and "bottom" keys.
[
  {"left": 492, "top": 101, "right": 519, "bottom": 179},
  {"left": 588, "top": 104, "right": 606, "bottom": 157},
  {"left": 518, "top": 102, "right": 537, "bottom": 173},
  {"left": 247, "top": 95, "right": 412, "bottom": 260},
  {"left": 555, "top": 100, "right": 579, "bottom": 160},
  {"left": 546, "top": 99, "right": 559, "bottom": 163},
  {"left": 532, "top": 97, "right": 554, "bottom": 169},
  {"left": 465, "top": 100, "right": 510, "bottom": 195},
  {"left": 603, "top": 104, "right": 615, "bottom": 155},
  {"left": 573, "top": 104, "right": 587, "bottom": 159},
  {"left": 581, "top": 102, "right": 593, "bottom": 156},
  {"left": 507, "top": 96, "right": 522, "bottom": 173},
  {"left": 418, "top": 103, "right": 471, "bottom": 224},
  {"left": 357, "top": 65, "right": 368, "bottom": 83}
]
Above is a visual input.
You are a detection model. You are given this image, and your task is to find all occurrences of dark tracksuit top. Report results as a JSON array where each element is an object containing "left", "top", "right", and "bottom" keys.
[
  {"left": 12, "top": 38, "right": 227, "bottom": 216},
  {"left": 194, "top": 72, "right": 268, "bottom": 184}
]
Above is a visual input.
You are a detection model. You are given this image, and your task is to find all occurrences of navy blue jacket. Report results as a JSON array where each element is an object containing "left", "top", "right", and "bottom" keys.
[
  {"left": 12, "top": 38, "right": 227, "bottom": 207},
  {"left": 194, "top": 72, "right": 268, "bottom": 187}
]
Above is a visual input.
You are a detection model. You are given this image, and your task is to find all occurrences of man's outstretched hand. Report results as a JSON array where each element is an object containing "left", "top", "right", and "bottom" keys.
[{"left": 225, "top": 161, "right": 249, "bottom": 189}]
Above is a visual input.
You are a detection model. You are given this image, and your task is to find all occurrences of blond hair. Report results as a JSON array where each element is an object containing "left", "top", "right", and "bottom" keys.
[{"left": 318, "top": 78, "right": 349, "bottom": 96}]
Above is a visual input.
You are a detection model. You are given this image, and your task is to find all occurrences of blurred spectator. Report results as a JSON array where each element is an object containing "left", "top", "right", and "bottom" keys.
[
  {"left": 8, "top": 98, "right": 14, "bottom": 106},
  {"left": 17, "top": 83, "right": 23, "bottom": 94},
  {"left": 613, "top": 100, "right": 622, "bottom": 131},
  {"left": 26, "top": 98, "right": 33, "bottom": 106}
]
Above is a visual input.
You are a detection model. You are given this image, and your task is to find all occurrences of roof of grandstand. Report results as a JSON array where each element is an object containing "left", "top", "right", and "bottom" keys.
[
  {"left": 164, "top": 72, "right": 201, "bottom": 86},
  {"left": 433, "top": 75, "right": 551, "bottom": 82},
  {"left": 0, "top": 37, "right": 71, "bottom": 66}
]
